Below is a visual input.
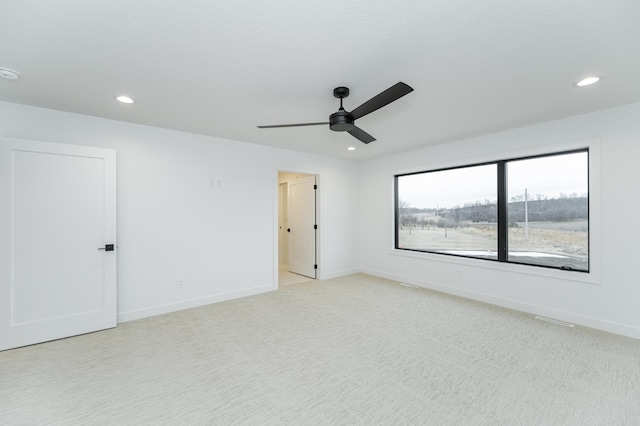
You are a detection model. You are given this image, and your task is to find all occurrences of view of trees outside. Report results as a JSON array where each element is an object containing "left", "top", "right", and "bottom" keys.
[
  {"left": 507, "top": 152, "right": 588, "bottom": 270},
  {"left": 397, "top": 164, "right": 498, "bottom": 259},
  {"left": 396, "top": 151, "right": 589, "bottom": 271}
]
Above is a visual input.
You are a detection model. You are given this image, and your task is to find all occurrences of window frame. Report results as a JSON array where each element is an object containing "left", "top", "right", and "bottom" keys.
[{"left": 394, "top": 148, "right": 590, "bottom": 273}]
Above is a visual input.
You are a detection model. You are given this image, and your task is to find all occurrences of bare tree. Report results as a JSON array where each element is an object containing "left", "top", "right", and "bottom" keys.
[{"left": 398, "top": 199, "right": 410, "bottom": 230}]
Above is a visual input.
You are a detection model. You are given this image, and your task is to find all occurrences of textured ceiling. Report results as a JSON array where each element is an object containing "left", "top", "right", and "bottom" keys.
[{"left": 1, "top": 0, "right": 639, "bottom": 161}]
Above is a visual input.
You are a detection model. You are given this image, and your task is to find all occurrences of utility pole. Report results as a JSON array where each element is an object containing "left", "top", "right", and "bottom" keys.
[{"left": 524, "top": 188, "right": 529, "bottom": 239}]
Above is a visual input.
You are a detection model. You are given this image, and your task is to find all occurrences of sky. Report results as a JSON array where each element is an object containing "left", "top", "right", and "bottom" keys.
[{"left": 397, "top": 152, "right": 588, "bottom": 209}]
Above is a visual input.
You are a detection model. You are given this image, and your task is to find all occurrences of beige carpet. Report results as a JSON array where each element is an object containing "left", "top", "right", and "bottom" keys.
[{"left": 1, "top": 273, "right": 639, "bottom": 425}]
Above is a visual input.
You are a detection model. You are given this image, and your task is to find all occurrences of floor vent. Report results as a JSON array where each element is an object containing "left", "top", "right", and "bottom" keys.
[
  {"left": 535, "top": 315, "right": 575, "bottom": 328},
  {"left": 400, "top": 282, "right": 419, "bottom": 288}
]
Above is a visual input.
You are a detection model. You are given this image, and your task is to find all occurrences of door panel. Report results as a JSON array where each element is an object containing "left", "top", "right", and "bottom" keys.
[
  {"left": 0, "top": 138, "right": 117, "bottom": 351},
  {"left": 288, "top": 175, "right": 316, "bottom": 278},
  {"left": 278, "top": 182, "right": 289, "bottom": 265}
]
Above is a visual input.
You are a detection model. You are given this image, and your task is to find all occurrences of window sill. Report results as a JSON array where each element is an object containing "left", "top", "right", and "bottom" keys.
[{"left": 389, "top": 248, "right": 600, "bottom": 285}]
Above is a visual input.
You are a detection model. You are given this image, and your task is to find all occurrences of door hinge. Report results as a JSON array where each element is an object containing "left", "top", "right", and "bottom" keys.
[
  {"left": 314, "top": 184, "right": 317, "bottom": 190},
  {"left": 314, "top": 224, "right": 317, "bottom": 229},
  {"left": 314, "top": 264, "right": 317, "bottom": 269}
]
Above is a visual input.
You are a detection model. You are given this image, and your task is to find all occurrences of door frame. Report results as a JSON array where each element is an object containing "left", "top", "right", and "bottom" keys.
[
  {"left": 278, "top": 181, "right": 289, "bottom": 266},
  {"left": 275, "top": 169, "right": 321, "bottom": 287}
]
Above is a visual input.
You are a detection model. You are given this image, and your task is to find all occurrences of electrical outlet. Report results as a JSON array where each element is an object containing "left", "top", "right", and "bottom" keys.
[{"left": 176, "top": 279, "right": 184, "bottom": 288}]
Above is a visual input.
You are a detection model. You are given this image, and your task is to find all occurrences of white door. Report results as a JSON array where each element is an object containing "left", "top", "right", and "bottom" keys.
[
  {"left": 288, "top": 175, "right": 316, "bottom": 278},
  {"left": 0, "top": 138, "right": 117, "bottom": 351}
]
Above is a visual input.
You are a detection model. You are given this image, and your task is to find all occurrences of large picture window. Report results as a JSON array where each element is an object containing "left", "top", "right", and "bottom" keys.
[{"left": 395, "top": 149, "right": 589, "bottom": 272}]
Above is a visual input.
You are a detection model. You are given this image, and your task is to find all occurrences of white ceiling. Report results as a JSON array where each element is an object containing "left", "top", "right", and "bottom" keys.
[{"left": 1, "top": 1, "right": 639, "bottom": 161}]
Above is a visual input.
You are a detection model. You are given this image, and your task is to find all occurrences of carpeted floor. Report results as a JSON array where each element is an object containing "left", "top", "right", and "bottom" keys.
[{"left": 1, "top": 273, "right": 639, "bottom": 425}]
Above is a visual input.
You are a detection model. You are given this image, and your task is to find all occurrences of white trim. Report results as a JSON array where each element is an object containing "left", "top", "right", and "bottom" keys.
[
  {"left": 393, "top": 136, "right": 599, "bottom": 177},
  {"left": 388, "top": 249, "right": 598, "bottom": 284},
  {"left": 117, "top": 284, "right": 274, "bottom": 323},
  {"left": 321, "top": 268, "right": 362, "bottom": 280},
  {"left": 362, "top": 268, "right": 640, "bottom": 340},
  {"left": 390, "top": 136, "right": 601, "bottom": 285}
]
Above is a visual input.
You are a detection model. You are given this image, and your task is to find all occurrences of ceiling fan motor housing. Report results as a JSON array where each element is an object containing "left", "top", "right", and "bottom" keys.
[{"left": 329, "top": 110, "right": 354, "bottom": 132}]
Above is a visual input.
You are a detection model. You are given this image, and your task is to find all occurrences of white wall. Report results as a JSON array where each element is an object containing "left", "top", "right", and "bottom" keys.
[
  {"left": 0, "top": 101, "right": 361, "bottom": 322},
  {"left": 359, "top": 102, "right": 640, "bottom": 338},
  {"left": 4, "top": 99, "right": 639, "bottom": 339}
]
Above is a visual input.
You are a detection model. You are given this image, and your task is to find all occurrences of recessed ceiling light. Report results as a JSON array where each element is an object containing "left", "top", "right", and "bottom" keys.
[
  {"left": 574, "top": 76, "right": 602, "bottom": 87},
  {"left": 0, "top": 67, "right": 21, "bottom": 81},
  {"left": 115, "top": 95, "right": 135, "bottom": 104},
  {"left": 347, "top": 146, "right": 356, "bottom": 151}
]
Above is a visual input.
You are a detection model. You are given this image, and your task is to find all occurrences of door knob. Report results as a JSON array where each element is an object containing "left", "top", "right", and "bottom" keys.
[
  {"left": 98, "top": 244, "right": 115, "bottom": 251},
  {"left": 287, "top": 228, "right": 290, "bottom": 232}
]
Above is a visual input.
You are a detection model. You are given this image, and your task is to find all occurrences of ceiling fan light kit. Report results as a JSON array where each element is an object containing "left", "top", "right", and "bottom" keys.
[{"left": 258, "top": 82, "right": 413, "bottom": 144}]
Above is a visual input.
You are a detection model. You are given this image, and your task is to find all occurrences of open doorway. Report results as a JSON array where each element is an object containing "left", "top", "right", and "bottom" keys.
[{"left": 278, "top": 171, "right": 318, "bottom": 286}]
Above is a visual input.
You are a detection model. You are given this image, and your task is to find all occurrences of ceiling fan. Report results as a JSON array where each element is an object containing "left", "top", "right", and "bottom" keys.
[{"left": 257, "top": 82, "right": 413, "bottom": 144}]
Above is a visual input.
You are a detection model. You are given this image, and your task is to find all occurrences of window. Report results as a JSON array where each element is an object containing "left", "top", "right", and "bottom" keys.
[
  {"left": 396, "top": 164, "right": 498, "bottom": 259},
  {"left": 395, "top": 149, "right": 589, "bottom": 272}
]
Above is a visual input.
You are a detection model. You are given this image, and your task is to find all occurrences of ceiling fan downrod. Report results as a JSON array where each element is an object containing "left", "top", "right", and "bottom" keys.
[{"left": 330, "top": 87, "right": 354, "bottom": 132}]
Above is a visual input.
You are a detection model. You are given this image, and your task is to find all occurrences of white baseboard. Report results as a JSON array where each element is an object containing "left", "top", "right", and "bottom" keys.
[
  {"left": 362, "top": 268, "right": 640, "bottom": 340},
  {"left": 320, "top": 268, "right": 363, "bottom": 281},
  {"left": 117, "top": 284, "right": 275, "bottom": 323}
]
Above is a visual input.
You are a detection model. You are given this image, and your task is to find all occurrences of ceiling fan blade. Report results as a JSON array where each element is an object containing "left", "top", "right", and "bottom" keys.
[
  {"left": 348, "top": 82, "right": 413, "bottom": 121},
  {"left": 348, "top": 126, "right": 376, "bottom": 144},
  {"left": 257, "top": 122, "right": 328, "bottom": 129}
]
